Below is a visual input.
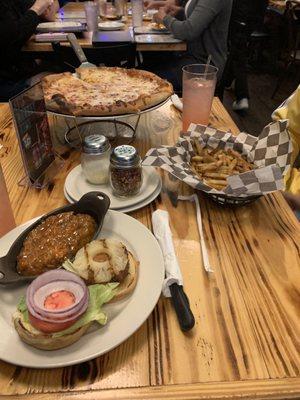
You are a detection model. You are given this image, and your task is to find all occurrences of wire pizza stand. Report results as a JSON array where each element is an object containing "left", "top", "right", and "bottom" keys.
[{"left": 47, "top": 97, "right": 171, "bottom": 149}]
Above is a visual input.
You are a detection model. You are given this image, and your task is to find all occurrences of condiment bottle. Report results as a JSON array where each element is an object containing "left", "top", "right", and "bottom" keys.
[
  {"left": 110, "top": 145, "right": 143, "bottom": 197},
  {"left": 81, "top": 135, "right": 111, "bottom": 185}
]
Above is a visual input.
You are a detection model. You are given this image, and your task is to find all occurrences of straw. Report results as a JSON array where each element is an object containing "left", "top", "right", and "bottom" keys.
[
  {"left": 204, "top": 54, "right": 212, "bottom": 79},
  {"left": 178, "top": 194, "right": 213, "bottom": 273}
]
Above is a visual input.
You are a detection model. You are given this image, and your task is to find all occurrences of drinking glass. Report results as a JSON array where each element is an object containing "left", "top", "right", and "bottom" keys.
[
  {"left": 0, "top": 163, "right": 15, "bottom": 238},
  {"left": 84, "top": 1, "right": 99, "bottom": 31},
  {"left": 182, "top": 64, "right": 218, "bottom": 131},
  {"left": 131, "top": 0, "right": 143, "bottom": 27},
  {"left": 98, "top": 0, "right": 107, "bottom": 17}
]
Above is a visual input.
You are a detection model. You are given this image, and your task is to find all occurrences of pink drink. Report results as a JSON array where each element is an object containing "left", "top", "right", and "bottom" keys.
[
  {"left": 0, "top": 164, "right": 15, "bottom": 237},
  {"left": 182, "top": 64, "right": 218, "bottom": 132}
]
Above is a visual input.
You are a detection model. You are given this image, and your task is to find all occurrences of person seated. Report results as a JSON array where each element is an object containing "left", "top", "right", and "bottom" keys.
[
  {"left": 221, "top": 0, "right": 268, "bottom": 112},
  {"left": 272, "top": 84, "right": 300, "bottom": 196},
  {"left": 0, "top": 0, "right": 59, "bottom": 101},
  {"left": 144, "top": 0, "right": 232, "bottom": 92}
]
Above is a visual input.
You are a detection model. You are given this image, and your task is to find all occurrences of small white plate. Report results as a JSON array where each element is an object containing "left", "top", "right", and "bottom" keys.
[
  {"left": 0, "top": 211, "right": 164, "bottom": 368},
  {"left": 64, "top": 179, "right": 162, "bottom": 213},
  {"left": 37, "top": 21, "right": 83, "bottom": 32},
  {"left": 98, "top": 21, "right": 125, "bottom": 30},
  {"left": 65, "top": 165, "right": 161, "bottom": 210}
]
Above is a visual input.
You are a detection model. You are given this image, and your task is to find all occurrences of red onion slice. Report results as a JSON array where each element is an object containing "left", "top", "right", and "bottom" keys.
[
  {"left": 33, "top": 281, "right": 84, "bottom": 312},
  {"left": 26, "top": 270, "right": 89, "bottom": 324}
]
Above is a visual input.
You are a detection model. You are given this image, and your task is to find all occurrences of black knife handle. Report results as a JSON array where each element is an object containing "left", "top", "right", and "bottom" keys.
[{"left": 169, "top": 283, "right": 195, "bottom": 332}]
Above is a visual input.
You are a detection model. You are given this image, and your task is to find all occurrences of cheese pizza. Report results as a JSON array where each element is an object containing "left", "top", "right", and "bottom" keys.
[{"left": 42, "top": 67, "right": 173, "bottom": 116}]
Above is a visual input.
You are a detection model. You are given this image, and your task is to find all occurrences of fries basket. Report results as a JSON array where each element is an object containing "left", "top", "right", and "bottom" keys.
[
  {"left": 143, "top": 121, "right": 292, "bottom": 206},
  {"left": 204, "top": 193, "right": 260, "bottom": 206}
]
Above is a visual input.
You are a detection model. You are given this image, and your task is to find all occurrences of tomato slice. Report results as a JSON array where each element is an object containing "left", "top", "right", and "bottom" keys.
[{"left": 28, "top": 312, "right": 79, "bottom": 334}]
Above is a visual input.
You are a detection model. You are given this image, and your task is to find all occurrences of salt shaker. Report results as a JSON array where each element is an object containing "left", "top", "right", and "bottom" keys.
[{"left": 81, "top": 135, "right": 111, "bottom": 185}]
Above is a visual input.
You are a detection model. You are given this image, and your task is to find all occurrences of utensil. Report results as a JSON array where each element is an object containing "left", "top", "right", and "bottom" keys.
[
  {"left": 0, "top": 192, "right": 110, "bottom": 285},
  {"left": 67, "top": 33, "right": 96, "bottom": 68},
  {"left": 152, "top": 210, "right": 195, "bottom": 332},
  {"left": 0, "top": 210, "right": 164, "bottom": 368}
]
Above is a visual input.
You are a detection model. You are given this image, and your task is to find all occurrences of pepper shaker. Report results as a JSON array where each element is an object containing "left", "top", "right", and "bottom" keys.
[{"left": 110, "top": 145, "right": 143, "bottom": 197}]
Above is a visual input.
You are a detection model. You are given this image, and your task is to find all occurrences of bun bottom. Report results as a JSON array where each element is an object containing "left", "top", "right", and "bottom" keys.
[
  {"left": 109, "top": 251, "right": 139, "bottom": 302},
  {"left": 13, "top": 313, "right": 91, "bottom": 351},
  {"left": 13, "top": 252, "right": 138, "bottom": 350}
]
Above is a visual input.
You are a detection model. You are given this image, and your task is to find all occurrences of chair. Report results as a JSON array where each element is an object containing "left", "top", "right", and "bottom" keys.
[{"left": 272, "top": 0, "right": 300, "bottom": 98}]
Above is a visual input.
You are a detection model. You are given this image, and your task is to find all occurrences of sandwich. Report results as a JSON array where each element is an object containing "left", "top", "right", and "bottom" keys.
[
  {"left": 63, "top": 239, "right": 139, "bottom": 301},
  {"left": 13, "top": 269, "right": 118, "bottom": 350}
]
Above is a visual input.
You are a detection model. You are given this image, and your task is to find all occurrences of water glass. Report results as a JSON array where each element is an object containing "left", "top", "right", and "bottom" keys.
[
  {"left": 84, "top": 1, "right": 99, "bottom": 31},
  {"left": 131, "top": 0, "right": 143, "bottom": 27},
  {"left": 98, "top": 0, "right": 107, "bottom": 17},
  {"left": 182, "top": 64, "right": 218, "bottom": 131},
  {"left": 115, "top": 0, "right": 126, "bottom": 18}
]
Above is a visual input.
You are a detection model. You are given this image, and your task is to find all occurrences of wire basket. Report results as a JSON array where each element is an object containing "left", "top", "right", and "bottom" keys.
[{"left": 205, "top": 193, "right": 261, "bottom": 207}]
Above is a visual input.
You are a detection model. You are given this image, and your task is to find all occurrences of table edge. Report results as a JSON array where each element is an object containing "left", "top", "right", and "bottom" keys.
[{"left": 5, "top": 378, "right": 300, "bottom": 399}]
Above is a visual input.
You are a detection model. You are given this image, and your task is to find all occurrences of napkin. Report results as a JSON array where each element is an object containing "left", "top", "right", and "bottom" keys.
[
  {"left": 178, "top": 194, "right": 213, "bottom": 273},
  {"left": 171, "top": 94, "right": 183, "bottom": 112},
  {"left": 152, "top": 209, "right": 183, "bottom": 297}
]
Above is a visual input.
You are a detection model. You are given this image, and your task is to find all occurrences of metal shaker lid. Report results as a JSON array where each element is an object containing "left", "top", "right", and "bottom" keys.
[
  {"left": 83, "top": 135, "right": 110, "bottom": 154},
  {"left": 110, "top": 145, "right": 140, "bottom": 167}
]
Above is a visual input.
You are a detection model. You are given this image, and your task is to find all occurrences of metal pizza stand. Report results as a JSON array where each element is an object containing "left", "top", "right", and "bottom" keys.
[{"left": 47, "top": 97, "right": 171, "bottom": 148}]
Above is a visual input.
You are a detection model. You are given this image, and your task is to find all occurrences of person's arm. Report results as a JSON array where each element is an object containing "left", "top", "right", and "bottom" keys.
[
  {"left": 0, "top": 0, "right": 55, "bottom": 49},
  {"left": 41, "top": 0, "right": 59, "bottom": 21},
  {"left": 161, "top": 0, "right": 223, "bottom": 41},
  {"left": 0, "top": 4, "right": 39, "bottom": 48}
]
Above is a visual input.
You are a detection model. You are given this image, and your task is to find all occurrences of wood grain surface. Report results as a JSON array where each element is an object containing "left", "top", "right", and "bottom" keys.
[
  {"left": 0, "top": 98, "right": 299, "bottom": 399},
  {"left": 23, "top": 2, "right": 187, "bottom": 53}
]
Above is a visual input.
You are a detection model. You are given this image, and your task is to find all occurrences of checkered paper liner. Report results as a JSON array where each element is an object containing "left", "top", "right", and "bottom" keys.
[{"left": 143, "top": 120, "right": 292, "bottom": 197}]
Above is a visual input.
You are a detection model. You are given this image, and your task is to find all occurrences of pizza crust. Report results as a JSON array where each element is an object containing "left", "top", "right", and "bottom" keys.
[{"left": 42, "top": 67, "right": 173, "bottom": 116}]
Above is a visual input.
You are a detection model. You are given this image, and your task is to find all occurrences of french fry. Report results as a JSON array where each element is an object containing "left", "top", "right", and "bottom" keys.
[
  {"left": 190, "top": 139, "right": 255, "bottom": 191},
  {"left": 204, "top": 178, "right": 227, "bottom": 186},
  {"left": 191, "top": 156, "right": 204, "bottom": 162},
  {"left": 203, "top": 172, "right": 229, "bottom": 179}
]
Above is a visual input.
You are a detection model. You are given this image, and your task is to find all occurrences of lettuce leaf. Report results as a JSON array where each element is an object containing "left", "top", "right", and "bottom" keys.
[
  {"left": 62, "top": 259, "right": 77, "bottom": 274},
  {"left": 17, "top": 283, "right": 119, "bottom": 338}
]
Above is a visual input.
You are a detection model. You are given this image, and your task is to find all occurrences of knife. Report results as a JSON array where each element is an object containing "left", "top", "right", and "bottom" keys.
[
  {"left": 152, "top": 209, "right": 195, "bottom": 332},
  {"left": 169, "top": 283, "right": 195, "bottom": 332}
]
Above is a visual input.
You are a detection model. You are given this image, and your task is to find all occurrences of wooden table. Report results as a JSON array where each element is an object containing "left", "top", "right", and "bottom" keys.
[
  {"left": 23, "top": 2, "right": 187, "bottom": 53},
  {"left": 0, "top": 99, "right": 300, "bottom": 399}
]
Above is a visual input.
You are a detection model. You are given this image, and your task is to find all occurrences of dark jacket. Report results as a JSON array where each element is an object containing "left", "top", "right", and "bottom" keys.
[
  {"left": 0, "top": 0, "right": 40, "bottom": 80},
  {"left": 231, "top": 0, "right": 268, "bottom": 27}
]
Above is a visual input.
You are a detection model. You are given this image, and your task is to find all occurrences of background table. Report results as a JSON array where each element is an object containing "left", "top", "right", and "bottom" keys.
[
  {"left": 0, "top": 99, "right": 299, "bottom": 399},
  {"left": 23, "top": 2, "right": 187, "bottom": 53}
]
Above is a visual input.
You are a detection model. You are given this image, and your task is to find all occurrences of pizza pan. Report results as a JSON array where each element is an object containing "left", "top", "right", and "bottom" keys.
[{"left": 0, "top": 192, "right": 110, "bottom": 285}]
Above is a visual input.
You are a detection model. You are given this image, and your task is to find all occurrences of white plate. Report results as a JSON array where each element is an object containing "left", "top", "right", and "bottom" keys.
[
  {"left": 37, "top": 21, "right": 83, "bottom": 31},
  {"left": 0, "top": 211, "right": 164, "bottom": 368},
  {"left": 65, "top": 165, "right": 161, "bottom": 210},
  {"left": 64, "top": 178, "right": 162, "bottom": 213},
  {"left": 98, "top": 21, "right": 125, "bottom": 30}
]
